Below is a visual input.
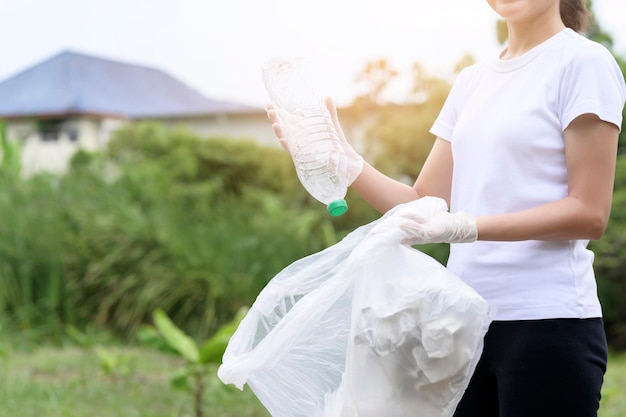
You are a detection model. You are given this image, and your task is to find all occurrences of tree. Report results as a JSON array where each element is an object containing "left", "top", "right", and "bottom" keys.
[
  {"left": 346, "top": 58, "right": 458, "bottom": 181},
  {"left": 352, "top": 58, "right": 399, "bottom": 106}
]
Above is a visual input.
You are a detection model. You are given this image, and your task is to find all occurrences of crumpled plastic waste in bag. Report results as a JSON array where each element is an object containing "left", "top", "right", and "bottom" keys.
[{"left": 218, "top": 197, "right": 494, "bottom": 417}]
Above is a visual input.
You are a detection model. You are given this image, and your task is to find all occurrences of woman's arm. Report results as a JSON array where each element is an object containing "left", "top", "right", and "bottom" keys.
[
  {"left": 375, "top": 114, "right": 619, "bottom": 246},
  {"left": 269, "top": 99, "right": 618, "bottom": 243},
  {"left": 352, "top": 138, "right": 454, "bottom": 214},
  {"left": 268, "top": 98, "right": 454, "bottom": 215},
  {"left": 476, "top": 114, "right": 619, "bottom": 241}
]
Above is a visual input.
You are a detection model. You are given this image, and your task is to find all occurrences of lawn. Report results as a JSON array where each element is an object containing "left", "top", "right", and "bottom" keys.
[
  {"left": 601, "top": 352, "right": 626, "bottom": 417},
  {"left": 0, "top": 345, "right": 269, "bottom": 417},
  {"left": 0, "top": 343, "right": 623, "bottom": 417}
]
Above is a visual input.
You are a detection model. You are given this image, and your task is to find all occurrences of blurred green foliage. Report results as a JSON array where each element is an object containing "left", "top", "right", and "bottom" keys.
[
  {"left": 0, "top": 119, "right": 21, "bottom": 177},
  {"left": 0, "top": 124, "right": 365, "bottom": 341},
  {"left": 589, "top": 157, "right": 626, "bottom": 349}
]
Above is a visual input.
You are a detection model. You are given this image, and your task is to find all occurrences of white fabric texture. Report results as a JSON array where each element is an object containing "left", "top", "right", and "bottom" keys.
[{"left": 430, "top": 28, "right": 626, "bottom": 321}]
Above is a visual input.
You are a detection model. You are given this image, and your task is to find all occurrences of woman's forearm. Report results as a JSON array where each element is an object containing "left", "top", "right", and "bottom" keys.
[
  {"left": 476, "top": 195, "right": 611, "bottom": 242},
  {"left": 351, "top": 162, "right": 421, "bottom": 214},
  {"left": 351, "top": 139, "right": 454, "bottom": 214}
]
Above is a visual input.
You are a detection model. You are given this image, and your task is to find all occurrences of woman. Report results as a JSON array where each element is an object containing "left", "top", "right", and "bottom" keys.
[{"left": 267, "top": 0, "right": 626, "bottom": 416}]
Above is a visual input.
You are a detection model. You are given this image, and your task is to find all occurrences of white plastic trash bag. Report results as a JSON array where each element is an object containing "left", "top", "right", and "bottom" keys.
[{"left": 218, "top": 198, "right": 494, "bottom": 417}]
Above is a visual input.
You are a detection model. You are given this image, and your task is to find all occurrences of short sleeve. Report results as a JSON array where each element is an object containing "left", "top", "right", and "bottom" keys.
[
  {"left": 559, "top": 42, "right": 626, "bottom": 131},
  {"left": 429, "top": 68, "right": 471, "bottom": 142}
]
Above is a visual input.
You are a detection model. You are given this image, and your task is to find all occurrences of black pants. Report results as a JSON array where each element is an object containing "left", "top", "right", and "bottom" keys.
[{"left": 453, "top": 318, "right": 608, "bottom": 417}]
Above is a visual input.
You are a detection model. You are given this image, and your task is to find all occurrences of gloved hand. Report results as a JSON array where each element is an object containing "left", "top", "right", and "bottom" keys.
[
  {"left": 417, "top": 210, "right": 478, "bottom": 245},
  {"left": 265, "top": 97, "right": 364, "bottom": 186},
  {"left": 370, "top": 197, "right": 478, "bottom": 245}
]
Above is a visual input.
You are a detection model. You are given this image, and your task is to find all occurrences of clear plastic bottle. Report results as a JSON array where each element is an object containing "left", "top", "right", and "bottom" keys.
[{"left": 262, "top": 56, "right": 349, "bottom": 216}]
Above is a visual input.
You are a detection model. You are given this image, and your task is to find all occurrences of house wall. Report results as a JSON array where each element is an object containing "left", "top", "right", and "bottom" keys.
[
  {"left": 155, "top": 111, "right": 278, "bottom": 147},
  {"left": 5, "top": 113, "right": 277, "bottom": 176},
  {"left": 5, "top": 116, "right": 127, "bottom": 176},
  {"left": 4, "top": 110, "right": 368, "bottom": 176},
  {"left": 154, "top": 110, "right": 368, "bottom": 151}
]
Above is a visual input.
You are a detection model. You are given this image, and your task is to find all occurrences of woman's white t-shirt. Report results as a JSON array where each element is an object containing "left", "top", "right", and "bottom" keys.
[{"left": 430, "top": 28, "right": 626, "bottom": 321}]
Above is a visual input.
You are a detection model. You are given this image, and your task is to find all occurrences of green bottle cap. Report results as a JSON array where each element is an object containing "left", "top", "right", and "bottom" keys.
[{"left": 327, "top": 199, "right": 348, "bottom": 216}]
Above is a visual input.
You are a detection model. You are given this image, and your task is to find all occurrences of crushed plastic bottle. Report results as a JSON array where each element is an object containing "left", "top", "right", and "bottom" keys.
[{"left": 262, "top": 56, "right": 349, "bottom": 216}]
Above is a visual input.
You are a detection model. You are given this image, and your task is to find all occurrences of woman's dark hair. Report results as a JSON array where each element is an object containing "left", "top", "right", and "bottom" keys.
[{"left": 560, "top": 0, "right": 592, "bottom": 33}]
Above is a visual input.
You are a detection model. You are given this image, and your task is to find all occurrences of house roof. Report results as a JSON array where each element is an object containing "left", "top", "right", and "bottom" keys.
[{"left": 0, "top": 50, "right": 259, "bottom": 119}]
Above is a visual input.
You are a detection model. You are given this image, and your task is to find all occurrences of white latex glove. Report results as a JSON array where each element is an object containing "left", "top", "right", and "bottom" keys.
[
  {"left": 370, "top": 197, "right": 478, "bottom": 245},
  {"left": 418, "top": 210, "right": 478, "bottom": 245},
  {"left": 265, "top": 97, "right": 364, "bottom": 186}
]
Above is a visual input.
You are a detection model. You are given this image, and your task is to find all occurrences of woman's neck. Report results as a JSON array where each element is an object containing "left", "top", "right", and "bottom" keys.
[{"left": 502, "top": 16, "right": 566, "bottom": 59}]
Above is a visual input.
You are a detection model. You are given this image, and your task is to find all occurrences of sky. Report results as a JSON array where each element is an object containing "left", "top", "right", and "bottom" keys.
[{"left": 0, "top": 0, "right": 625, "bottom": 108}]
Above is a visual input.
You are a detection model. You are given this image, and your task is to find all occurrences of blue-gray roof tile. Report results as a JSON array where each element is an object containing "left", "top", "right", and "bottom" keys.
[{"left": 0, "top": 50, "right": 259, "bottom": 119}]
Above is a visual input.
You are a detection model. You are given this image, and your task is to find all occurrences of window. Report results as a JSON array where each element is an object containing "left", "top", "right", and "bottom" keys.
[
  {"left": 37, "top": 119, "right": 62, "bottom": 142},
  {"left": 36, "top": 119, "right": 79, "bottom": 142}
]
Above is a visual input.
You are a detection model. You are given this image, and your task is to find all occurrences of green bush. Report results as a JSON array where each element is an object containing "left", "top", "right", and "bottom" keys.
[
  {"left": 0, "top": 124, "right": 351, "bottom": 341},
  {"left": 590, "top": 155, "right": 626, "bottom": 349},
  {"left": 0, "top": 122, "right": 489, "bottom": 345}
]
